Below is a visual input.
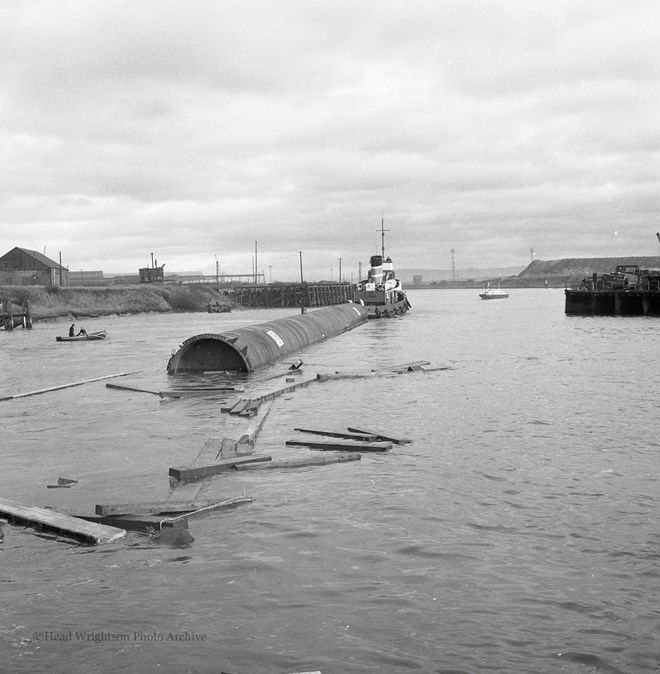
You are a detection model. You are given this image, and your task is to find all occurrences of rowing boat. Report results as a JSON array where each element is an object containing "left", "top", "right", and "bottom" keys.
[{"left": 56, "top": 330, "right": 107, "bottom": 342}]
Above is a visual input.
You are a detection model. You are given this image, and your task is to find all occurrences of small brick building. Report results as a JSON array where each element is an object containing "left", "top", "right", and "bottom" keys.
[{"left": 0, "top": 247, "right": 69, "bottom": 287}]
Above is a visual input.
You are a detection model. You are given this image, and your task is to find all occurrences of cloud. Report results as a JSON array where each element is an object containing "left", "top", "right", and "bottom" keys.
[{"left": 1, "top": 0, "right": 659, "bottom": 279}]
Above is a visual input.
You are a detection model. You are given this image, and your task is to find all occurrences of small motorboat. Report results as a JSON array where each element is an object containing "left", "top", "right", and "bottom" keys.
[
  {"left": 56, "top": 330, "right": 107, "bottom": 342},
  {"left": 479, "top": 283, "right": 509, "bottom": 300}
]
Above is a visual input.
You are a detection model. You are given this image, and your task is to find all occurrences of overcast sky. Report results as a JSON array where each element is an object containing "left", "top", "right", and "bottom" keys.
[{"left": 1, "top": 0, "right": 658, "bottom": 281}]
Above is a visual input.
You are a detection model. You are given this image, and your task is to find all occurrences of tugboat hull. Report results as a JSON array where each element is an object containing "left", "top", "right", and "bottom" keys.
[{"left": 355, "top": 288, "right": 411, "bottom": 318}]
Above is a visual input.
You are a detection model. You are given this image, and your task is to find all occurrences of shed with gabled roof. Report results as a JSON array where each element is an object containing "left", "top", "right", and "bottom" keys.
[{"left": 0, "top": 247, "right": 68, "bottom": 287}]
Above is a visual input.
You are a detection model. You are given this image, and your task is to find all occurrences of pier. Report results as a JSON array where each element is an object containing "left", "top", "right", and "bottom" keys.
[
  {"left": 565, "top": 266, "right": 660, "bottom": 316},
  {"left": 228, "top": 282, "right": 355, "bottom": 308},
  {"left": 1, "top": 299, "right": 32, "bottom": 330}
]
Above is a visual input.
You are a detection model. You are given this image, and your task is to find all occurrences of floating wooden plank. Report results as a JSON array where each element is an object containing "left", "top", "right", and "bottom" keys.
[
  {"left": 251, "top": 377, "right": 317, "bottom": 404},
  {"left": 159, "top": 387, "right": 240, "bottom": 399},
  {"left": 169, "top": 455, "right": 272, "bottom": 482},
  {"left": 238, "top": 400, "right": 262, "bottom": 418},
  {"left": 76, "top": 513, "right": 188, "bottom": 532},
  {"left": 58, "top": 477, "right": 78, "bottom": 485},
  {"left": 0, "top": 372, "right": 135, "bottom": 402},
  {"left": 387, "top": 360, "right": 430, "bottom": 371},
  {"left": 347, "top": 426, "right": 412, "bottom": 445},
  {"left": 106, "top": 383, "right": 160, "bottom": 396},
  {"left": 315, "top": 372, "right": 372, "bottom": 382},
  {"left": 95, "top": 500, "right": 221, "bottom": 517},
  {"left": 166, "top": 438, "right": 227, "bottom": 501},
  {"left": 0, "top": 496, "right": 126, "bottom": 545},
  {"left": 294, "top": 428, "right": 378, "bottom": 442},
  {"left": 219, "top": 437, "right": 238, "bottom": 459},
  {"left": 238, "top": 401, "right": 273, "bottom": 449},
  {"left": 231, "top": 454, "right": 361, "bottom": 470},
  {"left": 286, "top": 439, "right": 391, "bottom": 452},
  {"left": 160, "top": 496, "right": 253, "bottom": 528},
  {"left": 229, "top": 399, "right": 251, "bottom": 415},
  {"left": 220, "top": 397, "right": 242, "bottom": 412}
]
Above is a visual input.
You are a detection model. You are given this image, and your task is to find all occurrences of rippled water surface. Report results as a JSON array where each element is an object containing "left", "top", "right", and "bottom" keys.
[{"left": 1, "top": 289, "right": 659, "bottom": 673}]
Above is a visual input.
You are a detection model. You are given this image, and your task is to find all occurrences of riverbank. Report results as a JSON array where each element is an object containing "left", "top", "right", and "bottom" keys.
[{"left": 0, "top": 284, "right": 232, "bottom": 322}]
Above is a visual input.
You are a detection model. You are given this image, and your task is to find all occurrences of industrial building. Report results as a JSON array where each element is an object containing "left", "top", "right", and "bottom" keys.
[{"left": 0, "top": 247, "right": 68, "bottom": 287}]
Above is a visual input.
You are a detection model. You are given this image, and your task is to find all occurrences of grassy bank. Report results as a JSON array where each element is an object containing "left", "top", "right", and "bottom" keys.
[{"left": 0, "top": 284, "right": 233, "bottom": 322}]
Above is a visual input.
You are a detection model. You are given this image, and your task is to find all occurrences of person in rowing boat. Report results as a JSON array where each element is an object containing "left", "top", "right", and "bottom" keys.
[
  {"left": 77, "top": 326, "right": 87, "bottom": 336},
  {"left": 69, "top": 323, "right": 75, "bottom": 337}
]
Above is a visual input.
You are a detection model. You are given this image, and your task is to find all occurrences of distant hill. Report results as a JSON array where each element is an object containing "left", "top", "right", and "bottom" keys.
[
  {"left": 398, "top": 266, "right": 525, "bottom": 283},
  {"left": 519, "top": 257, "right": 660, "bottom": 279}
]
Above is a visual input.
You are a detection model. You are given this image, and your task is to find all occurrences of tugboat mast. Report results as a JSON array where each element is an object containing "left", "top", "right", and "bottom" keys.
[{"left": 379, "top": 216, "right": 390, "bottom": 258}]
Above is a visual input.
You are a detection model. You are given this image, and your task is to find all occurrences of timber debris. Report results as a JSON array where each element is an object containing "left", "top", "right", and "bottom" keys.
[
  {"left": 286, "top": 439, "right": 391, "bottom": 452},
  {"left": 8, "top": 354, "right": 418, "bottom": 547},
  {"left": 0, "top": 496, "right": 126, "bottom": 545}
]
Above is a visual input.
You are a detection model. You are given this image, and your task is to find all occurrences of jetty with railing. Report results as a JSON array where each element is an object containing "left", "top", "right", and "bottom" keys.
[
  {"left": 227, "top": 282, "right": 355, "bottom": 308},
  {"left": 565, "top": 265, "right": 660, "bottom": 316}
]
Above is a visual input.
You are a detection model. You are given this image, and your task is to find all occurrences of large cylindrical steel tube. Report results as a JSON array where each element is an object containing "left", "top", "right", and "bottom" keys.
[{"left": 167, "top": 303, "right": 368, "bottom": 373}]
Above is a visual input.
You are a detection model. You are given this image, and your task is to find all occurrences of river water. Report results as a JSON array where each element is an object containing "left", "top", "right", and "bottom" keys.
[{"left": 1, "top": 289, "right": 658, "bottom": 674}]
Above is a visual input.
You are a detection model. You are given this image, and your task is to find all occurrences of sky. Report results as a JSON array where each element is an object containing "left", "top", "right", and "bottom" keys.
[{"left": 1, "top": 0, "right": 659, "bottom": 281}]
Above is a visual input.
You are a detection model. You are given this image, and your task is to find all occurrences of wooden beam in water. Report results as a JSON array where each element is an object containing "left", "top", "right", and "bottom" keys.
[
  {"left": 221, "top": 397, "right": 242, "bottom": 412},
  {"left": 0, "top": 372, "right": 136, "bottom": 402},
  {"left": 231, "top": 454, "right": 361, "bottom": 470},
  {"left": 169, "top": 455, "right": 273, "bottom": 482},
  {"left": 159, "top": 386, "right": 242, "bottom": 399},
  {"left": 315, "top": 372, "right": 373, "bottom": 381},
  {"left": 229, "top": 399, "right": 251, "bottom": 415},
  {"left": 166, "top": 438, "right": 226, "bottom": 501},
  {"left": 106, "top": 383, "right": 160, "bottom": 396},
  {"left": 293, "top": 428, "right": 378, "bottom": 442},
  {"left": 0, "top": 496, "right": 126, "bottom": 545},
  {"left": 76, "top": 513, "right": 188, "bottom": 532},
  {"left": 250, "top": 377, "right": 318, "bottom": 403},
  {"left": 238, "top": 401, "right": 273, "bottom": 449},
  {"left": 346, "top": 426, "right": 412, "bottom": 445},
  {"left": 95, "top": 500, "right": 221, "bottom": 517},
  {"left": 286, "top": 439, "right": 391, "bottom": 452},
  {"left": 387, "top": 360, "right": 430, "bottom": 371}
]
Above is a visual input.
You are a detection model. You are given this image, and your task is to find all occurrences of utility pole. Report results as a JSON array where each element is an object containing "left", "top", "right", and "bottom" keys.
[
  {"left": 254, "top": 241, "right": 258, "bottom": 283},
  {"left": 299, "top": 251, "right": 304, "bottom": 283},
  {"left": 451, "top": 248, "right": 456, "bottom": 282},
  {"left": 339, "top": 258, "right": 342, "bottom": 283}
]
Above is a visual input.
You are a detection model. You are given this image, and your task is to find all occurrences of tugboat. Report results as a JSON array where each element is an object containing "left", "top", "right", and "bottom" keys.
[{"left": 354, "top": 220, "right": 411, "bottom": 318}]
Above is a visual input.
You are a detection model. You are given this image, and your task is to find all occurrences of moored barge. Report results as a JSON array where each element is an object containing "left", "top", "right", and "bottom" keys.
[{"left": 565, "top": 265, "right": 660, "bottom": 316}]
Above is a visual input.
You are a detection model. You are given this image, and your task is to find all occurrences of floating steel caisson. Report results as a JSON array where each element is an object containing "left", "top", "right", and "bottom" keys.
[{"left": 167, "top": 303, "right": 368, "bottom": 373}]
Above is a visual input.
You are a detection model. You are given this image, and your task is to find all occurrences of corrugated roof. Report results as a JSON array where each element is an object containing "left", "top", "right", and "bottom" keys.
[{"left": 16, "top": 247, "right": 67, "bottom": 270}]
